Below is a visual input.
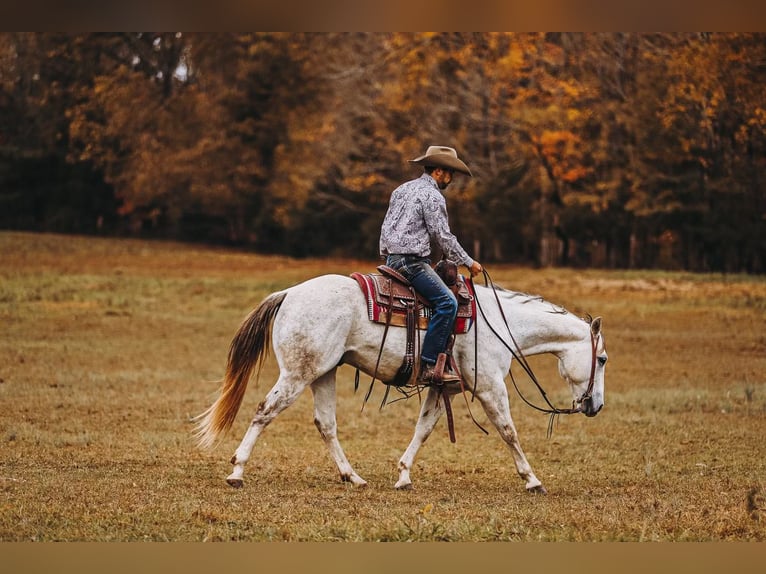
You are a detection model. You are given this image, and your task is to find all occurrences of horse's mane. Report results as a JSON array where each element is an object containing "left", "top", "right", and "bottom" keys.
[{"left": 475, "top": 282, "right": 587, "bottom": 321}]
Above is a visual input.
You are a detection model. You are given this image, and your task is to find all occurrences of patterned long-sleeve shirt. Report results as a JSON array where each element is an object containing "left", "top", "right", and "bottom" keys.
[{"left": 379, "top": 173, "right": 474, "bottom": 267}]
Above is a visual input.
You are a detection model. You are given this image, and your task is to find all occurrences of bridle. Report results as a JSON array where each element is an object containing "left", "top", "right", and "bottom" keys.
[{"left": 471, "top": 270, "right": 600, "bottom": 436}]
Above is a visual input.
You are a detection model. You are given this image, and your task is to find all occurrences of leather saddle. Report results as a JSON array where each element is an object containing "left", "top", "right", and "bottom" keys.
[
  {"left": 351, "top": 262, "right": 486, "bottom": 443},
  {"left": 351, "top": 264, "right": 475, "bottom": 331}
]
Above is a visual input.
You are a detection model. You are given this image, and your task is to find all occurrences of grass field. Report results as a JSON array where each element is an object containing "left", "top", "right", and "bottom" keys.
[{"left": 1, "top": 231, "right": 765, "bottom": 542}]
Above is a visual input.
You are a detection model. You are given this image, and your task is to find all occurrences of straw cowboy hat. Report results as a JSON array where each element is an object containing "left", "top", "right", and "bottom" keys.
[{"left": 409, "top": 145, "right": 472, "bottom": 177}]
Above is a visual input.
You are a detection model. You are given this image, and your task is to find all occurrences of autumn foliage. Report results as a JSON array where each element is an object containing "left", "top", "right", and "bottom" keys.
[{"left": 1, "top": 33, "right": 764, "bottom": 271}]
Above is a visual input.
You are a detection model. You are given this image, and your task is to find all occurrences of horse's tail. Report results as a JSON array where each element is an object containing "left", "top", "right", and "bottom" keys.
[{"left": 194, "top": 290, "right": 288, "bottom": 449}]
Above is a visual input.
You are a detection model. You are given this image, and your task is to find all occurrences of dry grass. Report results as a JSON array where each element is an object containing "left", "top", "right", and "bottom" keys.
[{"left": 1, "top": 231, "right": 765, "bottom": 541}]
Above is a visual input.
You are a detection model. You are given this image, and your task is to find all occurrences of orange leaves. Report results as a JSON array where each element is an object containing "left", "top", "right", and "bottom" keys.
[
  {"left": 6, "top": 32, "right": 765, "bottom": 266},
  {"left": 533, "top": 130, "right": 591, "bottom": 185},
  {"left": 341, "top": 173, "right": 387, "bottom": 193}
]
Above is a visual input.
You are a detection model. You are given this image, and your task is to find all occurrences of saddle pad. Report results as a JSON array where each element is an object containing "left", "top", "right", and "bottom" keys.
[{"left": 350, "top": 272, "right": 475, "bottom": 334}]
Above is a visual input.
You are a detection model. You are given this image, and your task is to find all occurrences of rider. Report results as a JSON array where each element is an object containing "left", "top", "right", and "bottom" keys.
[{"left": 379, "top": 145, "right": 483, "bottom": 384}]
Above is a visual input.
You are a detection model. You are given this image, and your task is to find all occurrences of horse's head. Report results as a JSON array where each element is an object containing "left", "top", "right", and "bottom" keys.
[{"left": 558, "top": 316, "right": 606, "bottom": 417}]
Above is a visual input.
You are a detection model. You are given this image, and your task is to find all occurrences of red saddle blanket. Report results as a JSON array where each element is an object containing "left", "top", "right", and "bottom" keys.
[{"left": 350, "top": 271, "right": 476, "bottom": 334}]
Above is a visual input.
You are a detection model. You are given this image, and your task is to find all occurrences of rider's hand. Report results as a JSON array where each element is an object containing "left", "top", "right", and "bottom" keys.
[{"left": 469, "top": 261, "right": 483, "bottom": 277}]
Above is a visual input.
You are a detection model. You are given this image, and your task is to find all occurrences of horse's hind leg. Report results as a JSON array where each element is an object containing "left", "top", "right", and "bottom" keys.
[
  {"left": 395, "top": 387, "right": 444, "bottom": 490},
  {"left": 227, "top": 374, "right": 307, "bottom": 488},
  {"left": 476, "top": 381, "right": 546, "bottom": 493},
  {"left": 311, "top": 370, "right": 367, "bottom": 487}
]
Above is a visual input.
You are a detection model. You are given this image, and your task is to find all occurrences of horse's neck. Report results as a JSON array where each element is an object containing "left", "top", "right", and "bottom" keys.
[{"left": 480, "top": 287, "right": 586, "bottom": 357}]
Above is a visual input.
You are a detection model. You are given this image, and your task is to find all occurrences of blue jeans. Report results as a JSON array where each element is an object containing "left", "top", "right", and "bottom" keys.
[{"left": 386, "top": 255, "right": 458, "bottom": 365}]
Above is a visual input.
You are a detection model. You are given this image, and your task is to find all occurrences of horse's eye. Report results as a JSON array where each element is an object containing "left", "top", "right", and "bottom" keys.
[{"left": 598, "top": 356, "right": 607, "bottom": 366}]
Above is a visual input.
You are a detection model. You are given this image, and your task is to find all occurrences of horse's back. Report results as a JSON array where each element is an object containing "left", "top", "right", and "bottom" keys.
[
  {"left": 285, "top": 273, "right": 363, "bottom": 302},
  {"left": 276, "top": 273, "right": 367, "bottom": 330}
]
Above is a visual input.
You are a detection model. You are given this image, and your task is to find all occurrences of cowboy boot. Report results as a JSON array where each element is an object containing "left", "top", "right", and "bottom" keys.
[{"left": 417, "top": 361, "right": 461, "bottom": 385}]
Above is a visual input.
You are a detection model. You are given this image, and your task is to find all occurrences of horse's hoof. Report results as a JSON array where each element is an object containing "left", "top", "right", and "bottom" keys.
[
  {"left": 527, "top": 484, "right": 547, "bottom": 495},
  {"left": 395, "top": 482, "right": 413, "bottom": 491},
  {"left": 226, "top": 478, "right": 244, "bottom": 489},
  {"left": 341, "top": 474, "right": 368, "bottom": 488}
]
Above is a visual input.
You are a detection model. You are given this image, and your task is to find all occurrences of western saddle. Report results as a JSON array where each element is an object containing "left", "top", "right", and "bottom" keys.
[{"left": 350, "top": 260, "right": 475, "bottom": 388}]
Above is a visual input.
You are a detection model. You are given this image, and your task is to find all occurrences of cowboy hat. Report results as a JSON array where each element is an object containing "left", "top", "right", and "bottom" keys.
[{"left": 409, "top": 145, "right": 472, "bottom": 177}]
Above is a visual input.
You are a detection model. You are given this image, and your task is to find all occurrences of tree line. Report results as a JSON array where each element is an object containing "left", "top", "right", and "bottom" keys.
[{"left": 1, "top": 33, "right": 764, "bottom": 272}]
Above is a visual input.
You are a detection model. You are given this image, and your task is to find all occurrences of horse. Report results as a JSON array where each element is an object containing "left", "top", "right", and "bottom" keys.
[{"left": 194, "top": 273, "right": 607, "bottom": 493}]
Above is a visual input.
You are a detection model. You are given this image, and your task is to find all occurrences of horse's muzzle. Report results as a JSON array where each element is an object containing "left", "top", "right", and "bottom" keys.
[{"left": 581, "top": 397, "right": 603, "bottom": 417}]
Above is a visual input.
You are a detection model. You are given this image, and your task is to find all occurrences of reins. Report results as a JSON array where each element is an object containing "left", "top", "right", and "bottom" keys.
[
  {"left": 357, "top": 267, "right": 599, "bottom": 440},
  {"left": 471, "top": 269, "right": 598, "bottom": 437}
]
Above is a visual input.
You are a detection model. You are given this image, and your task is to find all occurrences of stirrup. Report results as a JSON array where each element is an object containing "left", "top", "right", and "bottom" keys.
[{"left": 421, "top": 353, "right": 462, "bottom": 386}]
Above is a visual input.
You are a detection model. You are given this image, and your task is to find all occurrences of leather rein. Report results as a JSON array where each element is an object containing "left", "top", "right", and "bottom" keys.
[{"left": 471, "top": 270, "right": 599, "bottom": 437}]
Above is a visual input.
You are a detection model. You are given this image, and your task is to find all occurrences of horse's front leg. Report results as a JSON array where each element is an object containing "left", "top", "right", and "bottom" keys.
[
  {"left": 395, "top": 387, "right": 443, "bottom": 490},
  {"left": 310, "top": 370, "right": 367, "bottom": 487},
  {"left": 476, "top": 381, "right": 546, "bottom": 494}
]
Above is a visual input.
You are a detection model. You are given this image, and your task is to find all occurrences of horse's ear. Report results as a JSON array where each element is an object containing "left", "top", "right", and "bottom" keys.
[{"left": 590, "top": 316, "right": 602, "bottom": 336}]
